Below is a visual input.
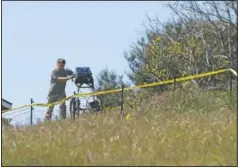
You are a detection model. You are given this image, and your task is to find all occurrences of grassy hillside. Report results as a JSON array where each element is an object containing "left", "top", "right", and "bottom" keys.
[{"left": 2, "top": 89, "right": 237, "bottom": 166}]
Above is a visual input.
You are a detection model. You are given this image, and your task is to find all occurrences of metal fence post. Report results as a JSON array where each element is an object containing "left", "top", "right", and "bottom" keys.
[
  {"left": 174, "top": 77, "right": 176, "bottom": 91},
  {"left": 229, "top": 72, "right": 233, "bottom": 94},
  {"left": 30, "top": 98, "right": 34, "bottom": 125},
  {"left": 120, "top": 82, "right": 124, "bottom": 117}
]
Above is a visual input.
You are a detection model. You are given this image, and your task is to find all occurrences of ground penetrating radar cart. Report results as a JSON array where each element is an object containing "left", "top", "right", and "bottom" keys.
[{"left": 69, "top": 67, "right": 101, "bottom": 119}]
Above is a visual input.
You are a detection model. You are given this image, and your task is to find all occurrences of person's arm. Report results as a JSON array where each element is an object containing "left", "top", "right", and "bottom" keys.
[
  {"left": 66, "top": 68, "right": 76, "bottom": 82},
  {"left": 57, "top": 76, "right": 74, "bottom": 82},
  {"left": 66, "top": 68, "right": 74, "bottom": 76},
  {"left": 52, "top": 69, "right": 75, "bottom": 83}
]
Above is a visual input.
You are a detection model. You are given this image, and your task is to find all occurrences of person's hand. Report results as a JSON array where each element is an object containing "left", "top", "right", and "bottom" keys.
[{"left": 71, "top": 74, "right": 77, "bottom": 79}]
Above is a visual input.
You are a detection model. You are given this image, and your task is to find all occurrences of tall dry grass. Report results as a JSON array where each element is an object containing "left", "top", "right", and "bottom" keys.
[{"left": 2, "top": 89, "right": 237, "bottom": 166}]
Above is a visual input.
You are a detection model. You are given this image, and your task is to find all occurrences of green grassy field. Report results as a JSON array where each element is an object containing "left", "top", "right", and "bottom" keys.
[{"left": 2, "top": 89, "right": 237, "bottom": 166}]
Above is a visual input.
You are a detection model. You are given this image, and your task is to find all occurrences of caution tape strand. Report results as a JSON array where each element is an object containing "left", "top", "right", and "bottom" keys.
[{"left": 2, "top": 68, "right": 237, "bottom": 113}]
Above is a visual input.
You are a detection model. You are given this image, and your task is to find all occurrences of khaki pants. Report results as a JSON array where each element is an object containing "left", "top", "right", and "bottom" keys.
[{"left": 45, "top": 94, "right": 67, "bottom": 120}]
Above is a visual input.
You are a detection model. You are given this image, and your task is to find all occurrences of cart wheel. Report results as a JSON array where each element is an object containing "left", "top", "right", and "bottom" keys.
[{"left": 70, "top": 98, "right": 76, "bottom": 120}]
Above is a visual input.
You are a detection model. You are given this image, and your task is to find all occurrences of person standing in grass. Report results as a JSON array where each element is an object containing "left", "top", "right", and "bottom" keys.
[{"left": 45, "top": 58, "right": 76, "bottom": 120}]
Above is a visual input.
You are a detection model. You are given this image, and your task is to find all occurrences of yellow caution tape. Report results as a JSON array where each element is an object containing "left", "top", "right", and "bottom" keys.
[
  {"left": 126, "top": 113, "right": 131, "bottom": 120},
  {"left": 2, "top": 68, "right": 237, "bottom": 113},
  {"left": 229, "top": 69, "right": 237, "bottom": 77}
]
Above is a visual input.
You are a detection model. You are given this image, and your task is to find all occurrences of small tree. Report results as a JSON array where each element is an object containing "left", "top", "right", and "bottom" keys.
[{"left": 95, "top": 68, "right": 129, "bottom": 108}]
